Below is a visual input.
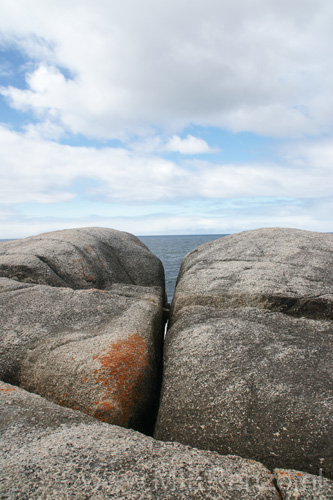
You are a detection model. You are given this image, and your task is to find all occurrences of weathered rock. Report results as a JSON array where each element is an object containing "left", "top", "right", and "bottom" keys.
[
  {"left": 155, "top": 305, "right": 333, "bottom": 476},
  {"left": 0, "top": 227, "right": 166, "bottom": 432},
  {"left": 155, "top": 228, "right": 333, "bottom": 478},
  {"left": 274, "top": 468, "right": 333, "bottom": 499},
  {"left": 0, "top": 226, "right": 165, "bottom": 290},
  {"left": 0, "top": 381, "right": 282, "bottom": 499},
  {"left": 0, "top": 278, "right": 163, "bottom": 433},
  {"left": 171, "top": 227, "right": 333, "bottom": 320}
]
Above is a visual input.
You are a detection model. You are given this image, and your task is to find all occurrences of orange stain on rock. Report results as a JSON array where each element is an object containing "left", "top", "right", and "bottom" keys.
[
  {"left": 0, "top": 386, "right": 17, "bottom": 394},
  {"left": 85, "top": 246, "right": 96, "bottom": 255},
  {"left": 277, "top": 470, "right": 293, "bottom": 480},
  {"left": 93, "top": 332, "right": 148, "bottom": 426},
  {"left": 75, "top": 255, "right": 95, "bottom": 283}
]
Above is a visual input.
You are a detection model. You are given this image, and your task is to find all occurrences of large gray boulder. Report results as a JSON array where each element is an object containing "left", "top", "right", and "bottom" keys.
[
  {"left": 0, "top": 278, "right": 164, "bottom": 433},
  {"left": 0, "top": 381, "right": 285, "bottom": 499},
  {"left": 0, "top": 226, "right": 165, "bottom": 290},
  {"left": 155, "top": 228, "right": 333, "bottom": 478},
  {"left": 171, "top": 227, "right": 333, "bottom": 319},
  {"left": 0, "top": 228, "right": 165, "bottom": 432}
]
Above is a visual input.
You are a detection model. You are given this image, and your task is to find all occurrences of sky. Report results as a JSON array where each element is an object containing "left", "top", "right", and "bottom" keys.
[{"left": 0, "top": 0, "right": 333, "bottom": 238}]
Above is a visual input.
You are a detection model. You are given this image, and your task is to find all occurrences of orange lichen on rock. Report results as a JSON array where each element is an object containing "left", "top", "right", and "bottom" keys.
[
  {"left": 93, "top": 332, "right": 149, "bottom": 426},
  {"left": 75, "top": 256, "right": 95, "bottom": 283},
  {"left": 276, "top": 471, "right": 293, "bottom": 478},
  {"left": 85, "top": 245, "right": 96, "bottom": 255},
  {"left": 0, "top": 385, "right": 17, "bottom": 394},
  {"left": 74, "top": 256, "right": 91, "bottom": 280}
]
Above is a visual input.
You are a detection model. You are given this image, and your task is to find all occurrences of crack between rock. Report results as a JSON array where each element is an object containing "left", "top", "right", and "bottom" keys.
[
  {"left": 174, "top": 291, "right": 333, "bottom": 320},
  {"left": 0, "top": 284, "right": 37, "bottom": 294},
  {"left": 273, "top": 475, "right": 284, "bottom": 500}
]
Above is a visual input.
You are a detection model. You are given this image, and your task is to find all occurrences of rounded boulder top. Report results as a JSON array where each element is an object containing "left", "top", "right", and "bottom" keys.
[
  {"left": 0, "top": 226, "right": 165, "bottom": 290},
  {"left": 173, "top": 227, "right": 333, "bottom": 319}
]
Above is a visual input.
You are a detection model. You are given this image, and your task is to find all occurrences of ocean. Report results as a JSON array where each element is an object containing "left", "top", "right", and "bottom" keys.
[
  {"left": 0, "top": 234, "right": 227, "bottom": 302},
  {"left": 139, "top": 234, "right": 226, "bottom": 301}
]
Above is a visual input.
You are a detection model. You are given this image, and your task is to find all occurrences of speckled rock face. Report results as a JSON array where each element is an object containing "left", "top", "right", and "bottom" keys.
[
  {"left": 155, "top": 228, "right": 333, "bottom": 478},
  {"left": 274, "top": 469, "right": 333, "bottom": 500},
  {"left": 0, "top": 382, "right": 282, "bottom": 500},
  {"left": 0, "top": 228, "right": 165, "bottom": 433},
  {"left": 171, "top": 227, "right": 333, "bottom": 319},
  {"left": 0, "top": 226, "right": 165, "bottom": 290}
]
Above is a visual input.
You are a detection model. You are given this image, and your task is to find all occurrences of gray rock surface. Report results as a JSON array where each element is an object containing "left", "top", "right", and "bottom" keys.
[
  {"left": 274, "top": 468, "right": 333, "bottom": 499},
  {"left": 171, "top": 227, "right": 333, "bottom": 320},
  {"left": 0, "top": 226, "right": 165, "bottom": 290},
  {"left": 0, "top": 227, "right": 166, "bottom": 432},
  {"left": 155, "top": 228, "right": 333, "bottom": 478},
  {"left": 0, "top": 381, "right": 281, "bottom": 500},
  {"left": 0, "top": 278, "right": 164, "bottom": 433}
]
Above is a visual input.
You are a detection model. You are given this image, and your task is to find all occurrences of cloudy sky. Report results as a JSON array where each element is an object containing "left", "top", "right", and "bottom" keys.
[{"left": 0, "top": 0, "right": 332, "bottom": 237}]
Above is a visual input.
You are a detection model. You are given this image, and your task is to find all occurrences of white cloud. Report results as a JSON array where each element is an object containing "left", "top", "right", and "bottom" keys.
[
  {"left": 221, "top": 105, "right": 316, "bottom": 138},
  {"left": 1, "top": 199, "right": 331, "bottom": 239},
  {"left": 0, "top": 124, "right": 332, "bottom": 208},
  {"left": 164, "top": 135, "right": 218, "bottom": 154},
  {"left": 281, "top": 139, "right": 333, "bottom": 169},
  {"left": 1, "top": 0, "right": 333, "bottom": 139},
  {"left": 0, "top": 1, "right": 332, "bottom": 237},
  {"left": 130, "top": 135, "right": 217, "bottom": 155}
]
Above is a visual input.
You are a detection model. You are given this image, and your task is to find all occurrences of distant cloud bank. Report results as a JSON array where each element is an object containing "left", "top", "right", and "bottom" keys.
[{"left": 0, "top": 0, "right": 332, "bottom": 236}]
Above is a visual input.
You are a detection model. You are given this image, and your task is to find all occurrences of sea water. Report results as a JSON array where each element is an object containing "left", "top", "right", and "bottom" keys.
[
  {"left": 139, "top": 234, "right": 226, "bottom": 302},
  {"left": 0, "top": 234, "right": 227, "bottom": 301}
]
